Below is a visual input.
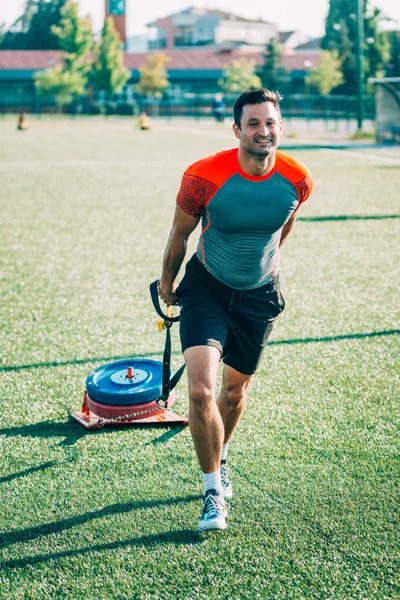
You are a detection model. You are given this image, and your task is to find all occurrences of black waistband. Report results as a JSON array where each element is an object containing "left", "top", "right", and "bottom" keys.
[{"left": 186, "top": 254, "right": 280, "bottom": 294}]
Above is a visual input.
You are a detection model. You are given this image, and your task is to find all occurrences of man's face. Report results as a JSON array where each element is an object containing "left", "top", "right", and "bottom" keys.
[{"left": 233, "top": 101, "right": 282, "bottom": 157}]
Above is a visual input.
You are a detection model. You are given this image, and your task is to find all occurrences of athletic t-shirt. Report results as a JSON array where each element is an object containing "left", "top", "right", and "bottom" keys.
[{"left": 177, "top": 148, "right": 313, "bottom": 289}]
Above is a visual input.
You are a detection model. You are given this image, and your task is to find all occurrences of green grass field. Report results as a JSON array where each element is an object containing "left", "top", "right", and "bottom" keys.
[{"left": 0, "top": 118, "right": 399, "bottom": 600}]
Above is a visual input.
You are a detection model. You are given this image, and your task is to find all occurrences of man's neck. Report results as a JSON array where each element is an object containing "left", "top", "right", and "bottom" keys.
[{"left": 238, "top": 148, "right": 277, "bottom": 177}]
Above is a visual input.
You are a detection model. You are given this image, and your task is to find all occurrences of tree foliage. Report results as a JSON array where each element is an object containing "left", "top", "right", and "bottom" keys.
[
  {"left": 0, "top": 0, "right": 67, "bottom": 50},
  {"left": 386, "top": 31, "right": 400, "bottom": 77},
  {"left": 51, "top": 0, "right": 93, "bottom": 72},
  {"left": 218, "top": 58, "right": 262, "bottom": 94},
  {"left": 364, "top": 8, "right": 390, "bottom": 80},
  {"left": 34, "top": 65, "right": 86, "bottom": 104},
  {"left": 92, "top": 17, "right": 130, "bottom": 95},
  {"left": 257, "top": 38, "right": 289, "bottom": 93},
  {"left": 34, "top": 1, "right": 93, "bottom": 106},
  {"left": 322, "top": 0, "right": 392, "bottom": 93},
  {"left": 136, "top": 54, "right": 170, "bottom": 98},
  {"left": 305, "top": 50, "right": 344, "bottom": 95}
]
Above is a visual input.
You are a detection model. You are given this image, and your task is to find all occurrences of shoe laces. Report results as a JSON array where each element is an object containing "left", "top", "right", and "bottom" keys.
[
  {"left": 203, "top": 492, "right": 224, "bottom": 519},
  {"left": 220, "top": 463, "right": 230, "bottom": 483}
]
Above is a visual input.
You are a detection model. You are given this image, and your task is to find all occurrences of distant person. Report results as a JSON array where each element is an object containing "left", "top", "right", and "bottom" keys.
[
  {"left": 213, "top": 93, "right": 225, "bottom": 123},
  {"left": 17, "top": 112, "right": 28, "bottom": 131},
  {"left": 157, "top": 89, "right": 313, "bottom": 531},
  {"left": 137, "top": 111, "right": 151, "bottom": 131}
]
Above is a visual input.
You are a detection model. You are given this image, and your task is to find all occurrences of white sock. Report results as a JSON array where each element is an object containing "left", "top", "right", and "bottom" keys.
[
  {"left": 221, "top": 443, "right": 229, "bottom": 462},
  {"left": 202, "top": 470, "right": 223, "bottom": 495}
]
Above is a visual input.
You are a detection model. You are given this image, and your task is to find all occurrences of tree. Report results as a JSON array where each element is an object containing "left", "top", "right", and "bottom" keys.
[
  {"left": 92, "top": 17, "right": 130, "bottom": 96},
  {"left": 322, "top": 0, "right": 358, "bottom": 94},
  {"left": 258, "top": 38, "right": 289, "bottom": 93},
  {"left": 136, "top": 54, "right": 170, "bottom": 98},
  {"left": 0, "top": 0, "right": 67, "bottom": 50},
  {"left": 218, "top": 58, "right": 262, "bottom": 94},
  {"left": 34, "top": 65, "right": 86, "bottom": 105},
  {"left": 51, "top": 0, "right": 93, "bottom": 73},
  {"left": 34, "top": 1, "right": 93, "bottom": 108},
  {"left": 305, "top": 50, "right": 344, "bottom": 95},
  {"left": 386, "top": 31, "right": 400, "bottom": 77},
  {"left": 364, "top": 7, "right": 390, "bottom": 81},
  {"left": 322, "top": 0, "right": 391, "bottom": 94}
]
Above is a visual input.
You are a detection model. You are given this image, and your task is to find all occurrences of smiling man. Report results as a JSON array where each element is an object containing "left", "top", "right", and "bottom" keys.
[{"left": 158, "top": 89, "right": 313, "bottom": 531}]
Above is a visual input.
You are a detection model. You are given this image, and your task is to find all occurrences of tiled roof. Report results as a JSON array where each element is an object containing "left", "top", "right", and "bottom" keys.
[
  {"left": 0, "top": 49, "right": 320, "bottom": 72},
  {"left": 0, "top": 50, "right": 63, "bottom": 70}
]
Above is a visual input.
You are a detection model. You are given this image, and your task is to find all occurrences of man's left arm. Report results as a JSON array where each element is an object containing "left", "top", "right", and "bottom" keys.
[
  {"left": 279, "top": 210, "right": 298, "bottom": 246},
  {"left": 280, "top": 169, "right": 313, "bottom": 246}
]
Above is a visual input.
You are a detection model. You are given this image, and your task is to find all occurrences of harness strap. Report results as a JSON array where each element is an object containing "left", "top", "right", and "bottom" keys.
[{"left": 149, "top": 280, "right": 185, "bottom": 408}]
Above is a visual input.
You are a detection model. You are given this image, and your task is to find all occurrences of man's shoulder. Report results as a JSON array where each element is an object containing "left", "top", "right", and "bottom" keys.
[
  {"left": 276, "top": 150, "right": 313, "bottom": 203},
  {"left": 185, "top": 148, "right": 238, "bottom": 184},
  {"left": 275, "top": 150, "right": 312, "bottom": 181}
]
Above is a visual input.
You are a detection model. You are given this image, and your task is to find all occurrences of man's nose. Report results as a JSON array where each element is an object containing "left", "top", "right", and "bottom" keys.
[{"left": 257, "top": 124, "right": 269, "bottom": 136}]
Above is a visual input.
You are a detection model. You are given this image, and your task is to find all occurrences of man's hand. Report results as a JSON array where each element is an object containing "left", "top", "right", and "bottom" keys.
[{"left": 158, "top": 279, "right": 179, "bottom": 306}]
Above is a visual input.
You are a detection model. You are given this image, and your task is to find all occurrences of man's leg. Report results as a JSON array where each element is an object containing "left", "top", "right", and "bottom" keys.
[
  {"left": 217, "top": 363, "right": 252, "bottom": 444},
  {"left": 184, "top": 345, "right": 224, "bottom": 474},
  {"left": 184, "top": 345, "right": 227, "bottom": 531},
  {"left": 217, "top": 364, "right": 252, "bottom": 499}
]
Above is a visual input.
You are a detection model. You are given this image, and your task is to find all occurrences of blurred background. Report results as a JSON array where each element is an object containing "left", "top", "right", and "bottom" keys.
[{"left": 0, "top": 0, "right": 399, "bottom": 142}]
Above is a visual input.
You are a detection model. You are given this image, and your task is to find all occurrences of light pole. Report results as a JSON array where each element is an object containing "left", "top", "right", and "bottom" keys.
[
  {"left": 304, "top": 60, "right": 313, "bottom": 122},
  {"left": 355, "top": 0, "right": 365, "bottom": 130}
]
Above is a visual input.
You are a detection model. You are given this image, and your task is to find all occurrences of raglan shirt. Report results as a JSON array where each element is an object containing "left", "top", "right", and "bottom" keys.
[{"left": 177, "top": 148, "right": 313, "bottom": 290}]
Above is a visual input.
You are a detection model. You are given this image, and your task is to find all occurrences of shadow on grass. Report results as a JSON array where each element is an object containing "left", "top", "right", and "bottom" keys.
[
  {"left": 0, "top": 420, "right": 91, "bottom": 447},
  {"left": 1, "top": 528, "right": 204, "bottom": 570},
  {"left": 1, "top": 330, "right": 398, "bottom": 374},
  {"left": 269, "top": 329, "right": 399, "bottom": 346},
  {"left": 0, "top": 418, "right": 188, "bottom": 447},
  {"left": 0, "top": 495, "right": 202, "bottom": 552},
  {"left": 149, "top": 426, "right": 187, "bottom": 445},
  {"left": 297, "top": 214, "right": 400, "bottom": 222},
  {"left": 0, "top": 461, "right": 58, "bottom": 484},
  {"left": 0, "top": 350, "right": 165, "bottom": 373}
]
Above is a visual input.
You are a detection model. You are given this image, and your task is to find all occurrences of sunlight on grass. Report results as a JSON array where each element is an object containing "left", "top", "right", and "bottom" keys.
[{"left": 0, "top": 119, "right": 399, "bottom": 600}]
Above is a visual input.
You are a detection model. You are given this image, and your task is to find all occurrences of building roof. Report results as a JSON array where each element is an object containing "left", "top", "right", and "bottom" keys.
[
  {"left": 0, "top": 50, "right": 63, "bottom": 70},
  {"left": 278, "top": 31, "right": 296, "bottom": 44},
  {"left": 0, "top": 49, "right": 320, "bottom": 73},
  {"left": 147, "top": 7, "right": 273, "bottom": 27},
  {"left": 294, "top": 37, "right": 322, "bottom": 51}
]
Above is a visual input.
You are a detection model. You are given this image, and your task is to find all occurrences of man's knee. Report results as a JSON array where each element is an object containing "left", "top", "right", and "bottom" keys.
[
  {"left": 222, "top": 384, "right": 247, "bottom": 410},
  {"left": 189, "top": 382, "right": 215, "bottom": 410}
]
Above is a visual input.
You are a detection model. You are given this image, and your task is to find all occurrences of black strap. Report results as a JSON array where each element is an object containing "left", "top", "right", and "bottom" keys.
[
  {"left": 149, "top": 280, "right": 180, "bottom": 322},
  {"left": 149, "top": 280, "right": 185, "bottom": 408}
]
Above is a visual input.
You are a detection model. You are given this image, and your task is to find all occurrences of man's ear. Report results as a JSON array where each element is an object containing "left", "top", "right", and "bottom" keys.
[{"left": 233, "top": 123, "right": 241, "bottom": 140}]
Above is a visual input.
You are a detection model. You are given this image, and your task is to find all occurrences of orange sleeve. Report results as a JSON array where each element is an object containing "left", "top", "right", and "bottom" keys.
[
  {"left": 276, "top": 151, "right": 313, "bottom": 206},
  {"left": 176, "top": 149, "right": 238, "bottom": 215}
]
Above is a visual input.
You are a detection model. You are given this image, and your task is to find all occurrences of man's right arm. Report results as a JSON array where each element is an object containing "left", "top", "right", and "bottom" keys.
[{"left": 158, "top": 205, "right": 200, "bottom": 305}]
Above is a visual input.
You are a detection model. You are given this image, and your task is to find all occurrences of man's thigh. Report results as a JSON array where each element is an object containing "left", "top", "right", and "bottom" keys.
[
  {"left": 223, "top": 287, "right": 285, "bottom": 375},
  {"left": 184, "top": 346, "right": 221, "bottom": 391}
]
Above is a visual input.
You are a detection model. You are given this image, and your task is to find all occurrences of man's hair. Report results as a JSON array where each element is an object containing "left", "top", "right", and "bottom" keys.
[{"left": 233, "top": 89, "right": 282, "bottom": 128}]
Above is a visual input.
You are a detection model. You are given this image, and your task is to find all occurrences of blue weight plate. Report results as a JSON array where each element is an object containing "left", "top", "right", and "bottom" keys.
[{"left": 86, "top": 358, "right": 170, "bottom": 406}]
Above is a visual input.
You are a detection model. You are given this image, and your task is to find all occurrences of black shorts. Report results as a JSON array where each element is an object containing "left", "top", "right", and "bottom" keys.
[{"left": 176, "top": 254, "right": 285, "bottom": 375}]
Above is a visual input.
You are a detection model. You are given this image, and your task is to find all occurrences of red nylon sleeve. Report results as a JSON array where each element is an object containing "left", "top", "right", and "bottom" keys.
[{"left": 176, "top": 173, "right": 218, "bottom": 217}]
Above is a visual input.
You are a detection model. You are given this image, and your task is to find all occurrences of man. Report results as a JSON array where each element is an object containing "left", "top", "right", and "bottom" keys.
[{"left": 158, "top": 89, "right": 313, "bottom": 531}]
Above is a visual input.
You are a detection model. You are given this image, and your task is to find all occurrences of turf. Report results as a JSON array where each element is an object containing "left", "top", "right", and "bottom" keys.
[{"left": 0, "top": 117, "right": 399, "bottom": 600}]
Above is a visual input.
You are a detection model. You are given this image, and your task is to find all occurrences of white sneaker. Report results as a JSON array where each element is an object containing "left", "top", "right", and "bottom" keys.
[
  {"left": 220, "top": 460, "right": 233, "bottom": 499},
  {"left": 198, "top": 489, "right": 227, "bottom": 531}
]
